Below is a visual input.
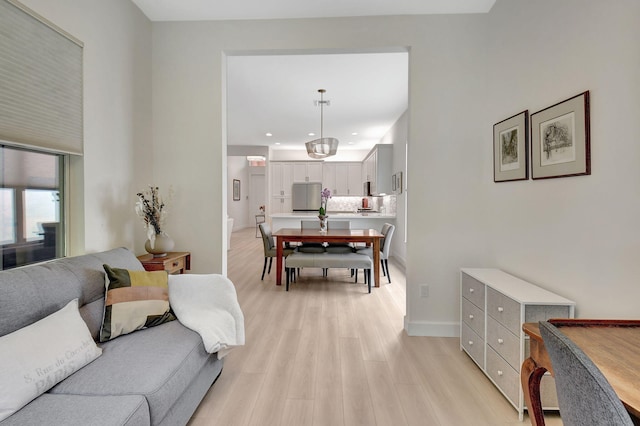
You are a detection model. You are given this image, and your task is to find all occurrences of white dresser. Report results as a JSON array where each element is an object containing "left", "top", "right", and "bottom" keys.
[{"left": 460, "top": 268, "right": 576, "bottom": 420}]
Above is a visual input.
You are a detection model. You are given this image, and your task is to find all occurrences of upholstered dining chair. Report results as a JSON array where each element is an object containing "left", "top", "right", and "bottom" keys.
[
  {"left": 258, "top": 223, "right": 295, "bottom": 280},
  {"left": 297, "top": 220, "right": 326, "bottom": 253},
  {"left": 538, "top": 321, "right": 634, "bottom": 426},
  {"left": 325, "top": 220, "right": 354, "bottom": 254},
  {"left": 355, "top": 223, "right": 395, "bottom": 283}
]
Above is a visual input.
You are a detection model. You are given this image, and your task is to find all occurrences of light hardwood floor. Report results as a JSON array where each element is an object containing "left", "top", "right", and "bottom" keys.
[{"left": 188, "top": 227, "right": 562, "bottom": 426}]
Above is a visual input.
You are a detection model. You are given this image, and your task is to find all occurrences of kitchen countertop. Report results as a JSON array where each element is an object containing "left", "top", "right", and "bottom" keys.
[{"left": 270, "top": 212, "right": 396, "bottom": 219}]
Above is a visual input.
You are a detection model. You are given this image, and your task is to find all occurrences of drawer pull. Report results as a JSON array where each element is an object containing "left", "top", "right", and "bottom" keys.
[
  {"left": 497, "top": 370, "right": 503, "bottom": 376},
  {"left": 469, "top": 314, "right": 474, "bottom": 320},
  {"left": 497, "top": 307, "right": 504, "bottom": 312},
  {"left": 468, "top": 340, "right": 473, "bottom": 346},
  {"left": 172, "top": 262, "right": 179, "bottom": 267},
  {"left": 498, "top": 338, "right": 504, "bottom": 344},
  {"left": 469, "top": 288, "right": 474, "bottom": 293}
]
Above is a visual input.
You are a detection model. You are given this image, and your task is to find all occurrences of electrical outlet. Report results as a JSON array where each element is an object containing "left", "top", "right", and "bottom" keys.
[{"left": 420, "top": 285, "right": 429, "bottom": 297}]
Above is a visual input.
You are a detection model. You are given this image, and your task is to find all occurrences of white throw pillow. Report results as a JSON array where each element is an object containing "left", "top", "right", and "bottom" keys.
[{"left": 0, "top": 299, "right": 102, "bottom": 421}]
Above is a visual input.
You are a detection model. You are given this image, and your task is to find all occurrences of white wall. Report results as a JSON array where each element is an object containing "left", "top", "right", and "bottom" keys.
[
  {"left": 484, "top": 0, "right": 640, "bottom": 318},
  {"left": 151, "top": 15, "right": 488, "bottom": 286},
  {"left": 24, "top": 0, "right": 639, "bottom": 335},
  {"left": 227, "top": 156, "right": 250, "bottom": 229},
  {"left": 20, "top": 0, "right": 153, "bottom": 255},
  {"left": 379, "top": 110, "right": 408, "bottom": 267}
]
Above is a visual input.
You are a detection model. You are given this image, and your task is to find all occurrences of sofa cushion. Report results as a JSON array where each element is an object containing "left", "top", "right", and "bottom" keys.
[
  {"left": 0, "top": 299, "right": 102, "bottom": 422},
  {"left": 100, "top": 265, "right": 175, "bottom": 342},
  {"left": 0, "top": 248, "right": 144, "bottom": 340},
  {"left": 50, "top": 321, "right": 211, "bottom": 425},
  {"left": 0, "top": 394, "right": 149, "bottom": 426}
]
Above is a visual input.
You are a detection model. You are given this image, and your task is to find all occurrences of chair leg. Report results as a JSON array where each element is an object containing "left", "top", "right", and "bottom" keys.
[
  {"left": 381, "top": 259, "right": 386, "bottom": 277},
  {"left": 261, "top": 257, "right": 268, "bottom": 280},
  {"left": 385, "top": 259, "right": 391, "bottom": 283},
  {"left": 367, "top": 269, "right": 371, "bottom": 293},
  {"left": 286, "top": 268, "right": 290, "bottom": 291},
  {"left": 268, "top": 257, "right": 273, "bottom": 274},
  {"left": 354, "top": 269, "right": 358, "bottom": 283},
  {"left": 350, "top": 269, "right": 354, "bottom": 277}
]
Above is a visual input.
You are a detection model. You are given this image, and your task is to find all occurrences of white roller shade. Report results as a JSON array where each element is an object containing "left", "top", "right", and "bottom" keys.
[{"left": 0, "top": 0, "right": 83, "bottom": 155}]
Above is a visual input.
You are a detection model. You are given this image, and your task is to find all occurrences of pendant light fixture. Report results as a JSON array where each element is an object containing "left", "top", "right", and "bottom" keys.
[{"left": 305, "top": 89, "right": 339, "bottom": 159}]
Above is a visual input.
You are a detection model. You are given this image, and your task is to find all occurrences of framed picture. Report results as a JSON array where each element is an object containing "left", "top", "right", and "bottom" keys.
[
  {"left": 531, "top": 91, "right": 590, "bottom": 179},
  {"left": 493, "top": 110, "right": 529, "bottom": 182},
  {"left": 233, "top": 179, "right": 241, "bottom": 201}
]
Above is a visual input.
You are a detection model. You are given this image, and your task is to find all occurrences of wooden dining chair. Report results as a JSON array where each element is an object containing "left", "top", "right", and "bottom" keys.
[{"left": 539, "top": 321, "right": 634, "bottom": 426}]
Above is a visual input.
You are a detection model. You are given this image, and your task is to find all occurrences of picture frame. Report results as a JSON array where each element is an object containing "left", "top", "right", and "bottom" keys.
[
  {"left": 493, "top": 110, "right": 529, "bottom": 182},
  {"left": 531, "top": 91, "right": 590, "bottom": 179},
  {"left": 233, "top": 179, "right": 241, "bottom": 201}
]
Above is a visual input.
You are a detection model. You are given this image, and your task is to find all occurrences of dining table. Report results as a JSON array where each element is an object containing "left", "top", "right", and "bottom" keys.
[
  {"left": 521, "top": 319, "right": 640, "bottom": 426},
  {"left": 272, "top": 228, "right": 385, "bottom": 287}
]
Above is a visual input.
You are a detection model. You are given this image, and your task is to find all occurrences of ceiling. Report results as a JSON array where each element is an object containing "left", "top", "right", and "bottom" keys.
[
  {"left": 131, "top": 0, "right": 496, "bottom": 22},
  {"left": 131, "top": 0, "right": 495, "bottom": 155},
  {"left": 226, "top": 52, "right": 408, "bottom": 152}
]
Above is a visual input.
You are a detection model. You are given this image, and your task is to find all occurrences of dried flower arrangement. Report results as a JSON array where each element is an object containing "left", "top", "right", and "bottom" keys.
[{"left": 135, "top": 186, "right": 171, "bottom": 248}]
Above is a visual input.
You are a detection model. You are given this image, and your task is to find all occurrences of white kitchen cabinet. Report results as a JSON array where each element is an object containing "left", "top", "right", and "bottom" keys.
[
  {"left": 270, "top": 196, "right": 292, "bottom": 214},
  {"left": 460, "top": 268, "right": 575, "bottom": 421},
  {"left": 292, "top": 162, "right": 323, "bottom": 183},
  {"left": 362, "top": 144, "right": 392, "bottom": 195},
  {"left": 271, "top": 162, "right": 293, "bottom": 197},
  {"left": 323, "top": 162, "right": 362, "bottom": 196}
]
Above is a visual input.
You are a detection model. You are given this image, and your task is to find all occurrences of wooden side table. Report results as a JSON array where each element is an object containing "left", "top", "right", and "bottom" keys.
[{"left": 137, "top": 251, "right": 191, "bottom": 274}]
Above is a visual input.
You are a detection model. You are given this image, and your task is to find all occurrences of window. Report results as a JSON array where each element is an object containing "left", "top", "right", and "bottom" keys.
[{"left": 1, "top": 145, "right": 65, "bottom": 270}]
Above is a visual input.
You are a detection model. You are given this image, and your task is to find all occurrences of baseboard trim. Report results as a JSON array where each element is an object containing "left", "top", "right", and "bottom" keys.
[{"left": 404, "top": 318, "right": 460, "bottom": 337}]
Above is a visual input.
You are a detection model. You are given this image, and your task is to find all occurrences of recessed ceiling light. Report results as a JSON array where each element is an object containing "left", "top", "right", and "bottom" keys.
[
  {"left": 351, "top": 132, "right": 358, "bottom": 136},
  {"left": 308, "top": 132, "right": 315, "bottom": 136},
  {"left": 265, "top": 132, "right": 273, "bottom": 137},
  {"left": 275, "top": 142, "right": 280, "bottom": 145},
  {"left": 348, "top": 142, "right": 354, "bottom": 145}
]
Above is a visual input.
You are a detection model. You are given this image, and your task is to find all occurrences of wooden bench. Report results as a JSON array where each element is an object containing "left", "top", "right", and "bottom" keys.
[{"left": 285, "top": 252, "right": 373, "bottom": 293}]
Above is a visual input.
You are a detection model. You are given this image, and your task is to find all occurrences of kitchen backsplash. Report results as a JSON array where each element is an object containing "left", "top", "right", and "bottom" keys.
[{"left": 326, "top": 195, "right": 396, "bottom": 215}]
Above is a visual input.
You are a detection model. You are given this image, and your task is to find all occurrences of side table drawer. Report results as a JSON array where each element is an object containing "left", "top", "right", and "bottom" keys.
[
  {"left": 462, "top": 297, "right": 485, "bottom": 338},
  {"left": 487, "top": 287, "right": 521, "bottom": 335},
  {"left": 461, "top": 322, "right": 484, "bottom": 368},
  {"left": 165, "top": 256, "right": 185, "bottom": 274},
  {"left": 461, "top": 273, "right": 485, "bottom": 308}
]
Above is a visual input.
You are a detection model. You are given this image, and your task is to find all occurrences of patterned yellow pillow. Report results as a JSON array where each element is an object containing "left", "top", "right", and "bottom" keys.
[{"left": 100, "top": 264, "right": 175, "bottom": 342}]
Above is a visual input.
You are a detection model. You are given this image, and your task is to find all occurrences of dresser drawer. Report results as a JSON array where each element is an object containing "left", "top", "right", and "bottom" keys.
[
  {"left": 461, "top": 322, "right": 484, "bottom": 368},
  {"left": 487, "top": 287, "right": 521, "bottom": 335},
  {"left": 462, "top": 297, "right": 485, "bottom": 338},
  {"left": 461, "top": 273, "right": 485, "bottom": 308},
  {"left": 486, "top": 346, "right": 520, "bottom": 406},
  {"left": 487, "top": 316, "right": 520, "bottom": 370}
]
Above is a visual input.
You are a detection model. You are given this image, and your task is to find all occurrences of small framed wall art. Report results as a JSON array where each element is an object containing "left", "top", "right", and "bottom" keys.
[
  {"left": 233, "top": 179, "right": 241, "bottom": 201},
  {"left": 493, "top": 110, "right": 529, "bottom": 182},
  {"left": 531, "top": 91, "right": 590, "bottom": 179}
]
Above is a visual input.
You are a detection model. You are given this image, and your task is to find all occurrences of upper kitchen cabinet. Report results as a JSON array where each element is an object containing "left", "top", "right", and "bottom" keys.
[
  {"left": 323, "top": 162, "right": 362, "bottom": 196},
  {"left": 362, "top": 144, "right": 393, "bottom": 195},
  {"left": 271, "top": 162, "right": 294, "bottom": 197},
  {"left": 292, "top": 162, "right": 323, "bottom": 183}
]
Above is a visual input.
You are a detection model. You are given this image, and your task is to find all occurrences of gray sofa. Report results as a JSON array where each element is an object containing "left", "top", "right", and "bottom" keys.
[{"left": 0, "top": 248, "right": 223, "bottom": 426}]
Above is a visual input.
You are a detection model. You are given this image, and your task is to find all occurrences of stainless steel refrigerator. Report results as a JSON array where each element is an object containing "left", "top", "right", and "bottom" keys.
[{"left": 292, "top": 182, "right": 322, "bottom": 212}]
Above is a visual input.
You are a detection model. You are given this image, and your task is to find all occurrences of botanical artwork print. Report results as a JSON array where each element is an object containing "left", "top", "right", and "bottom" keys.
[
  {"left": 540, "top": 112, "right": 575, "bottom": 166},
  {"left": 500, "top": 126, "right": 519, "bottom": 171}
]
